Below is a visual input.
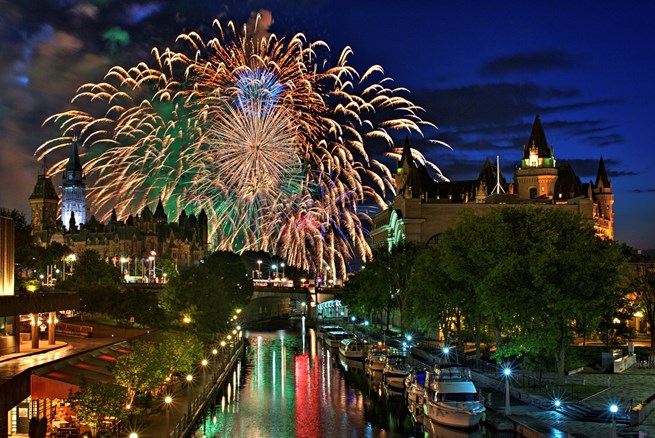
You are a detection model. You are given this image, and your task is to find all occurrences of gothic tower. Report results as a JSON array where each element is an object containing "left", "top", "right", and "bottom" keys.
[
  {"left": 593, "top": 156, "right": 614, "bottom": 240},
  {"left": 61, "top": 135, "right": 86, "bottom": 231},
  {"left": 395, "top": 137, "right": 416, "bottom": 198},
  {"left": 29, "top": 162, "right": 59, "bottom": 235},
  {"left": 514, "top": 115, "right": 558, "bottom": 200}
]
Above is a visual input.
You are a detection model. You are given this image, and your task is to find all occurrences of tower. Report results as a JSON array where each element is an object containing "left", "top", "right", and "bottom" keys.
[
  {"left": 593, "top": 156, "right": 614, "bottom": 240},
  {"left": 395, "top": 137, "right": 416, "bottom": 198},
  {"left": 61, "top": 135, "right": 86, "bottom": 231},
  {"left": 29, "top": 162, "right": 59, "bottom": 235},
  {"left": 514, "top": 115, "right": 558, "bottom": 200}
]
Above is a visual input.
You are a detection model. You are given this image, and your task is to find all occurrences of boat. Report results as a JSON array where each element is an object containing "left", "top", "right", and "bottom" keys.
[
  {"left": 382, "top": 354, "right": 413, "bottom": 391},
  {"left": 364, "top": 343, "right": 390, "bottom": 375},
  {"left": 423, "top": 364, "right": 485, "bottom": 429},
  {"left": 316, "top": 325, "right": 342, "bottom": 340},
  {"left": 339, "top": 337, "right": 369, "bottom": 361},
  {"left": 404, "top": 369, "right": 428, "bottom": 423},
  {"left": 325, "top": 330, "right": 351, "bottom": 349}
]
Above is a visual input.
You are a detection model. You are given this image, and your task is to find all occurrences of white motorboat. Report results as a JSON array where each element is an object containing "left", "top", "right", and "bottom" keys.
[
  {"left": 364, "top": 343, "right": 390, "bottom": 375},
  {"left": 339, "top": 337, "right": 369, "bottom": 361},
  {"left": 382, "top": 354, "right": 413, "bottom": 391},
  {"left": 316, "top": 325, "right": 342, "bottom": 340},
  {"left": 325, "top": 330, "right": 351, "bottom": 349},
  {"left": 423, "top": 364, "right": 485, "bottom": 429}
]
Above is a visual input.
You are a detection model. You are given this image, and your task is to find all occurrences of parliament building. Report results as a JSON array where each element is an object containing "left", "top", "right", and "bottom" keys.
[{"left": 28, "top": 137, "right": 209, "bottom": 272}]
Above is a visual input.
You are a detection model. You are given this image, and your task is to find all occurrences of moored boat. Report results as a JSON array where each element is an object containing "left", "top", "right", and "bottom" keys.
[
  {"left": 364, "top": 343, "right": 390, "bottom": 375},
  {"left": 317, "top": 325, "right": 342, "bottom": 340},
  {"left": 405, "top": 369, "right": 428, "bottom": 423},
  {"left": 382, "top": 354, "right": 413, "bottom": 390},
  {"left": 423, "top": 364, "right": 485, "bottom": 429},
  {"left": 339, "top": 337, "right": 369, "bottom": 361},
  {"left": 325, "top": 330, "right": 351, "bottom": 348}
]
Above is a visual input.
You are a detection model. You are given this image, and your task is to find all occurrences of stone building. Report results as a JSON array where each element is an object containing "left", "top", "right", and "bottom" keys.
[
  {"left": 370, "top": 115, "right": 614, "bottom": 250},
  {"left": 29, "top": 139, "right": 209, "bottom": 271}
]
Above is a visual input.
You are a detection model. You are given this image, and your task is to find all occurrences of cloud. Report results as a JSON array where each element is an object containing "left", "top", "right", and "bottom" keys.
[
  {"left": 480, "top": 50, "right": 579, "bottom": 76},
  {"left": 630, "top": 188, "right": 655, "bottom": 193}
]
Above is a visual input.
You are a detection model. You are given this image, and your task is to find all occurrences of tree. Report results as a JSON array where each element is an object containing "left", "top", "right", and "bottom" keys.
[
  {"left": 69, "top": 381, "right": 127, "bottom": 437},
  {"left": 435, "top": 207, "right": 627, "bottom": 381},
  {"left": 64, "top": 250, "right": 124, "bottom": 313},
  {"left": 112, "top": 340, "right": 168, "bottom": 410},
  {"left": 160, "top": 251, "right": 252, "bottom": 337},
  {"left": 159, "top": 331, "right": 203, "bottom": 376},
  {"left": 632, "top": 262, "right": 655, "bottom": 347},
  {"left": 407, "top": 245, "right": 473, "bottom": 349}
]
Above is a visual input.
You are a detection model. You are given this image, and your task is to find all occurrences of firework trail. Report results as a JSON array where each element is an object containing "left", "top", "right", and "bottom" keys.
[{"left": 36, "top": 16, "right": 445, "bottom": 278}]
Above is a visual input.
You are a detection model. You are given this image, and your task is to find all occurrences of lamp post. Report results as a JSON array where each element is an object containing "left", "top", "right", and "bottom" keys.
[
  {"left": 148, "top": 250, "right": 157, "bottom": 282},
  {"left": 281, "top": 262, "right": 285, "bottom": 279},
  {"left": 186, "top": 374, "right": 193, "bottom": 416},
  {"left": 66, "top": 254, "right": 76, "bottom": 279},
  {"left": 503, "top": 366, "right": 512, "bottom": 416},
  {"left": 201, "top": 359, "right": 209, "bottom": 389},
  {"left": 129, "top": 433, "right": 138, "bottom": 438},
  {"left": 257, "top": 259, "right": 262, "bottom": 279},
  {"left": 610, "top": 403, "right": 618, "bottom": 438},
  {"left": 272, "top": 264, "right": 278, "bottom": 279},
  {"left": 164, "top": 396, "right": 172, "bottom": 438}
]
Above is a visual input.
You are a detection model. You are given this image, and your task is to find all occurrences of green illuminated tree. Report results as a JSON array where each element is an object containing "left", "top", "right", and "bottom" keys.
[
  {"left": 631, "top": 262, "right": 655, "bottom": 347},
  {"left": 435, "top": 207, "right": 627, "bottom": 381},
  {"left": 69, "top": 381, "right": 127, "bottom": 437},
  {"left": 112, "top": 340, "right": 168, "bottom": 410}
]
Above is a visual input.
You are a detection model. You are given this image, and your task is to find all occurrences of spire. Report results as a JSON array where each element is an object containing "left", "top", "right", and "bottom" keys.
[
  {"left": 154, "top": 198, "right": 168, "bottom": 223},
  {"left": 65, "top": 134, "right": 84, "bottom": 181},
  {"left": 595, "top": 156, "right": 611, "bottom": 189},
  {"left": 523, "top": 114, "right": 551, "bottom": 160},
  {"left": 399, "top": 137, "right": 415, "bottom": 169}
]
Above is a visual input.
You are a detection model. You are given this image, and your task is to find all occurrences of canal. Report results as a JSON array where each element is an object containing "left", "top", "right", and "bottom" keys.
[{"left": 193, "top": 320, "right": 497, "bottom": 437}]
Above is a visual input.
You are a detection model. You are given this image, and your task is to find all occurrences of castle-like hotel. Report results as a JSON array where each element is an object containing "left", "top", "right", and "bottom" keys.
[
  {"left": 370, "top": 115, "right": 614, "bottom": 249},
  {"left": 28, "top": 136, "right": 209, "bottom": 270}
]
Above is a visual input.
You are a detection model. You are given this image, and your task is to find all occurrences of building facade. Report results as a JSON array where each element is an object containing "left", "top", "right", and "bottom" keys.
[
  {"left": 370, "top": 115, "right": 614, "bottom": 250},
  {"left": 30, "top": 139, "right": 209, "bottom": 271}
]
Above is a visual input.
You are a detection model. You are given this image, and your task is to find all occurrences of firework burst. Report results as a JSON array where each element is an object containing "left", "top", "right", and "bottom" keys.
[{"left": 37, "top": 17, "right": 443, "bottom": 278}]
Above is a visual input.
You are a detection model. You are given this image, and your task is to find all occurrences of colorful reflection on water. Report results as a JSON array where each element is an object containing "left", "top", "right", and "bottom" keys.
[{"left": 194, "top": 320, "right": 488, "bottom": 438}]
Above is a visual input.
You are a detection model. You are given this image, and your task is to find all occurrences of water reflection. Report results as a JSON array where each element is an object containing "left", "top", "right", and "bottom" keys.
[{"left": 195, "top": 326, "right": 489, "bottom": 437}]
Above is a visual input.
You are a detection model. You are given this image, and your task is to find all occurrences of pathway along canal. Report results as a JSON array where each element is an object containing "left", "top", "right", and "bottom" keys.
[{"left": 193, "top": 320, "right": 497, "bottom": 437}]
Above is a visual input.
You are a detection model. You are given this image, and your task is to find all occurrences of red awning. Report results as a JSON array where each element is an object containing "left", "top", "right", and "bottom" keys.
[{"left": 31, "top": 341, "right": 130, "bottom": 400}]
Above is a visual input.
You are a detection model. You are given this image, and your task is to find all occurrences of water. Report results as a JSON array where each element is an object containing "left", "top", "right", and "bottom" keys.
[{"left": 194, "top": 321, "right": 491, "bottom": 438}]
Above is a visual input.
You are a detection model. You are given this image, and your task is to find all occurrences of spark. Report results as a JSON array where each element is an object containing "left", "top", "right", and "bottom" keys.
[{"left": 37, "top": 16, "right": 444, "bottom": 278}]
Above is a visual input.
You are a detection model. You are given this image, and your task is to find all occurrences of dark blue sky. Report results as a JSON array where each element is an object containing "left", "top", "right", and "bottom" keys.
[{"left": 1, "top": 1, "right": 653, "bottom": 249}]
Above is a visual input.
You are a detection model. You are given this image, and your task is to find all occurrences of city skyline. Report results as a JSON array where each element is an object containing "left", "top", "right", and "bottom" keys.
[{"left": 0, "top": 1, "right": 653, "bottom": 250}]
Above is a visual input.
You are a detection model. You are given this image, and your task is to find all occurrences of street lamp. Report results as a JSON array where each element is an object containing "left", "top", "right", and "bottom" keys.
[
  {"left": 164, "top": 396, "right": 172, "bottom": 438},
  {"left": 129, "top": 433, "right": 138, "bottom": 438},
  {"left": 201, "top": 359, "right": 209, "bottom": 388},
  {"left": 281, "top": 262, "right": 285, "bottom": 279},
  {"left": 610, "top": 403, "right": 619, "bottom": 438},
  {"left": 257, "top": 260, "right": 262, "bottom": 279},
  {"left": 148, "top": 250, "right": 157, "bottom": 282},
  {"left": 272, "top": 264, "right": 278, "bottom": 279},
  {"left": 186, "top": 374, "right": 194, "bottom": 415},
  {"left": 502, "top": 366, "right": 512, "bottom": 416}
]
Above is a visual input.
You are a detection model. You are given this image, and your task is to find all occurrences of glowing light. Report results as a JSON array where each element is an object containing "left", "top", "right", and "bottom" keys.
[{"left": 38, "top": 16, "right": 445, "bottom": 279}]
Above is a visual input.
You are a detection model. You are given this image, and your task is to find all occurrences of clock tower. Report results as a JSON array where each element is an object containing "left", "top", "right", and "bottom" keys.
[{"left": 61, "top": 135, "right": 86, "bottom": 231}]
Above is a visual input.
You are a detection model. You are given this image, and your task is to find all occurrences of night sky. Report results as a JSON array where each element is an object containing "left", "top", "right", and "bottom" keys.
[{"left": 1, "top": 1, "right": 653, "bottom": 250}]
